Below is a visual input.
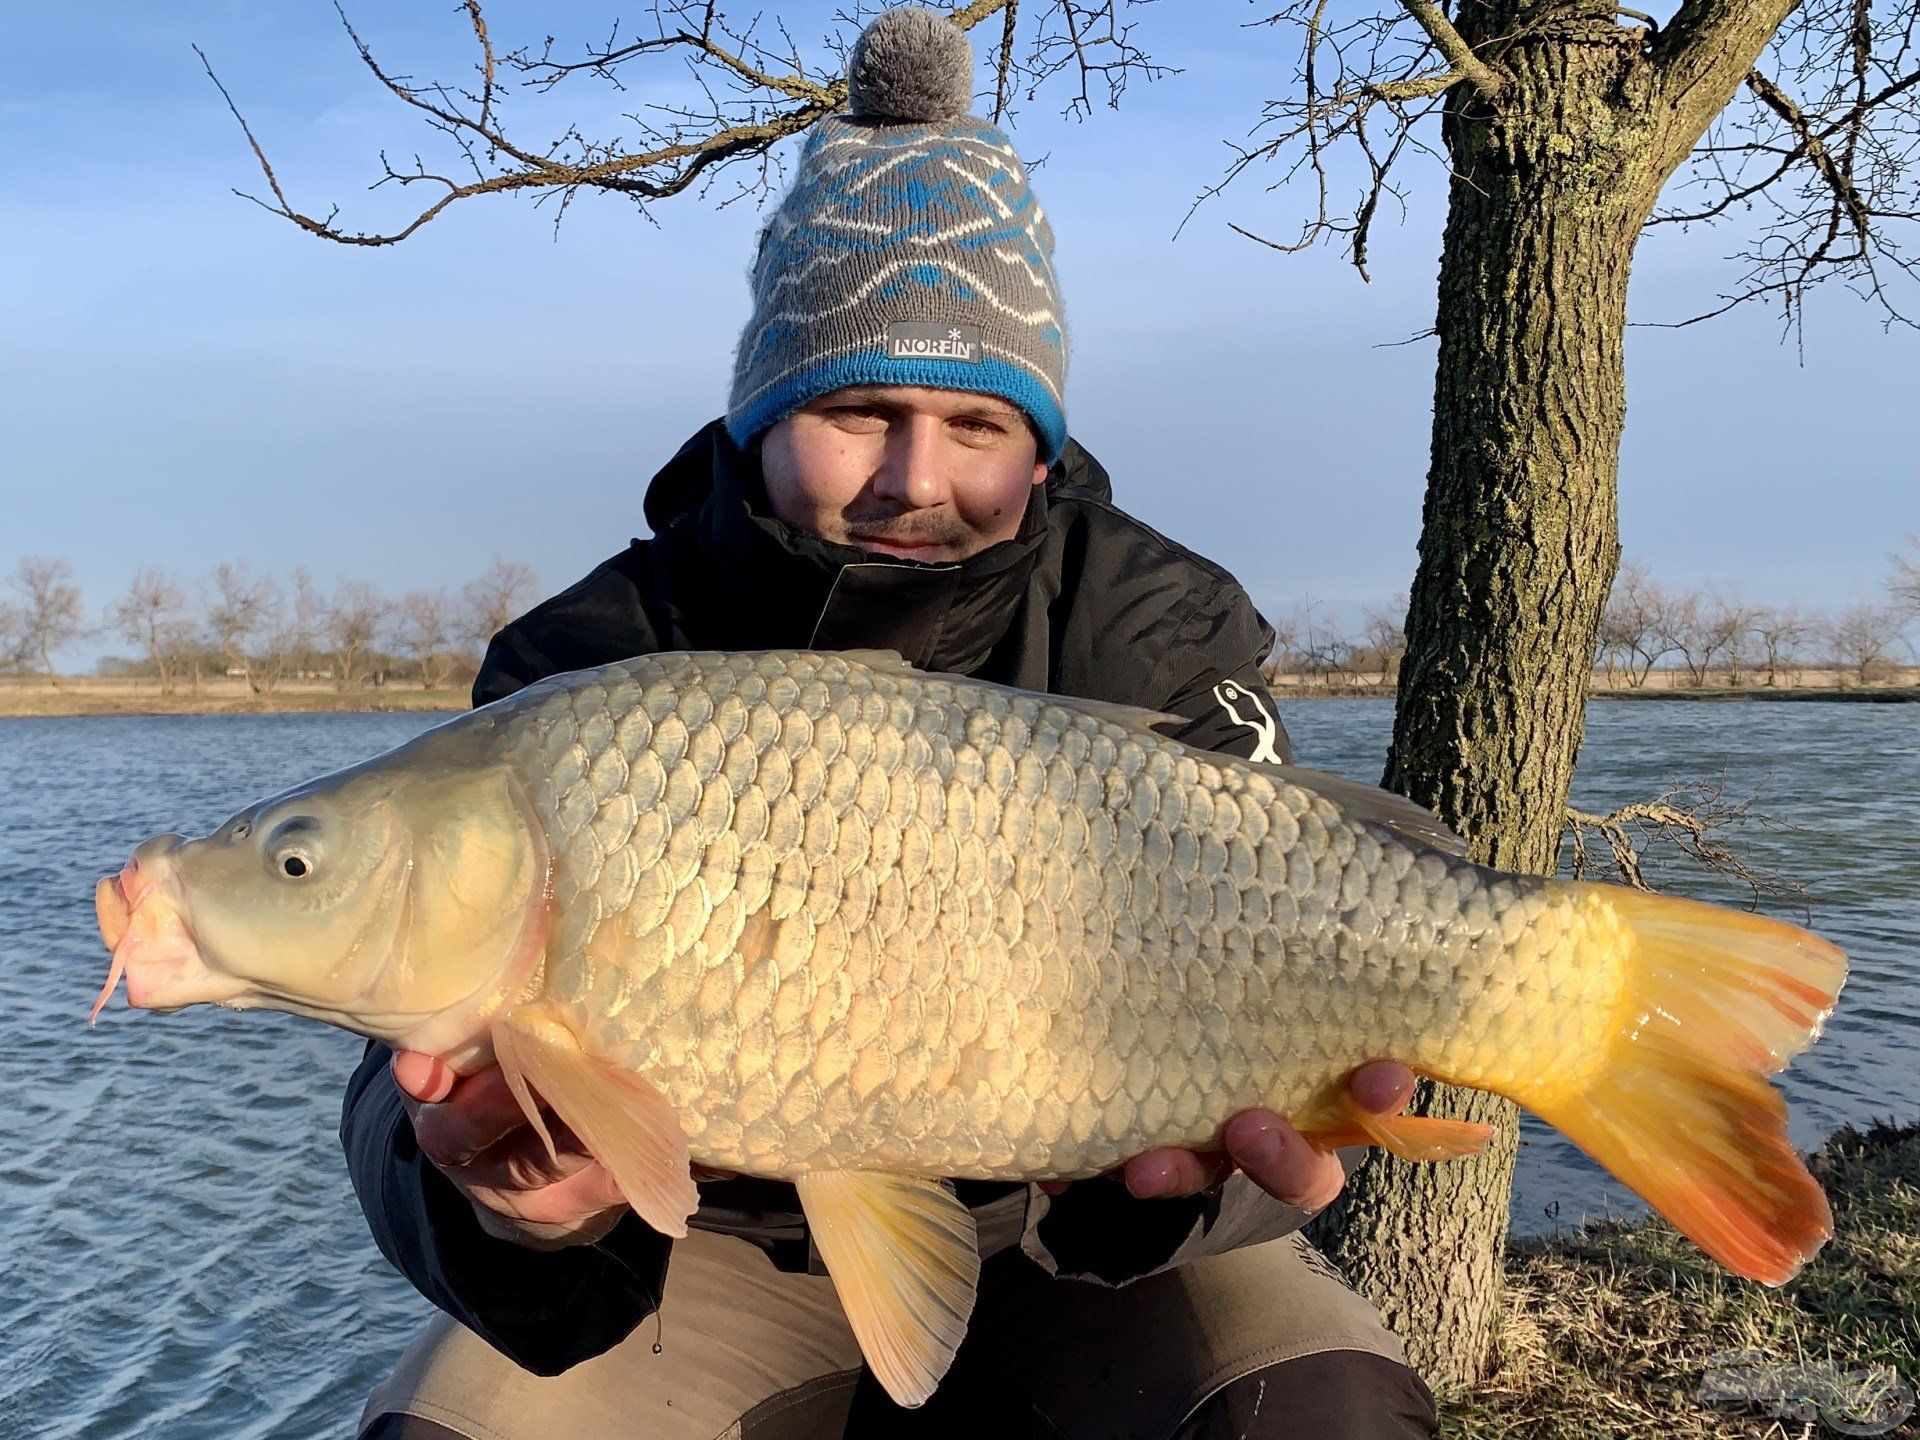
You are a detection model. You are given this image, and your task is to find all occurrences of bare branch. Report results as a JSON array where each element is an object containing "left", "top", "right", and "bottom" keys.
[
  {"left": 1564, "top": 776, "right": 1810, "bottom": 918},
  {"left": 463, "top": 0, "right": 497, "bottom": 136},
  {"left": 201, "top": 1, "right": 1042, "bottom": 246},
  {"left": 1008, "top": 0, "right": 1178, "bottom": 122},
  {"left": 1173, "top": 3, "right": 1455, "bottom": 276},
  {"left": 1891, "top": 536, "right": 1920, "bottom": 614},
  {"left": 992, "top": 0, "right": 1020, "bottom": 122},
  {"left": 1371, "top": 68, "right": 1465, "bottom": 102},
  {"left": 1653, "top": 0, "right": 1800, "bottom": 116},
  {"left": 1748, "top": 69, "right": 1874, "bottom": 236},
  {"left": 1396, "top": 0, "right": 1505, "bottom": 98},
  {"left": 1646, "top": 0, "right": 1920, "bottom": 331}
]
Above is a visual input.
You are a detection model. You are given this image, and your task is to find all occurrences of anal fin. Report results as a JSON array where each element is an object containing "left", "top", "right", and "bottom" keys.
[
  {"left": 1295, "top": 1079, "right": 1494, "bottom": 1162},
  {"left": 493, "top": 1004, "right": 699, "bottom": 1238},
  {"left": 794, "top": 1172, "right": 980, "bottom": 1408}
]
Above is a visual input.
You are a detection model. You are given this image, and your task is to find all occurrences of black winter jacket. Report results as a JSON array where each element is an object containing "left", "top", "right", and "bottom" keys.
[{"left": 341, "top": 420, "right": 1314, "bottom": 1376}]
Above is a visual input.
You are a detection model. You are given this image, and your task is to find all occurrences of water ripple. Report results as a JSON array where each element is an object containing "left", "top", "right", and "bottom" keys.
[{"left": 1, "top": 702, "right": 1914, "bottom": 1436}]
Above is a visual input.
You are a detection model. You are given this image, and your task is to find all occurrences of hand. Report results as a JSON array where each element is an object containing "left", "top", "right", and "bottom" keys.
[
  {"left": 1039, "top": 1060, "right": 1416, "bottom": 1214},
  {"left": 391, "top": 1049, "right": 630, "bottom": 1251}
]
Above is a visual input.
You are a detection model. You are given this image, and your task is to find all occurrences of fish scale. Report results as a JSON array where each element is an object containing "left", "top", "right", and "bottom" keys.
[
  {"left": 506, "top": 649, "right": 1612, "bottom": 1180},
  {"left": 97, "top": 645, "right": 1847, "bottom": 1406}
]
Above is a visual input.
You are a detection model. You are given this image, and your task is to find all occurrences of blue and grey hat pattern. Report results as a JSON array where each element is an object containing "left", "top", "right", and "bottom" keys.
[{"left": 726, "top": 8, "right": 1067, "bottom": 462}]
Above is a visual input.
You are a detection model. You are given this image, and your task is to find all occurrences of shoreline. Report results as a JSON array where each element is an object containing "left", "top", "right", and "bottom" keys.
[
  {"left": 0, "top": 689, "right": 469, "bottom": 719},
  {"left": 1445, "top": 1117, "right": 1919, "bottom": 1438},
  {"left": 3, "top": 675, "right": 1920, "bottom": 721},
  {"left": 4, "top": 680, "right": 1916, "bottom": 719},
  {"left": 1267, "top": 685, "right": 1920, "bottom": 703},
  {"left": 1587, "top": 685, "right": 1919, "bottom": 703}
]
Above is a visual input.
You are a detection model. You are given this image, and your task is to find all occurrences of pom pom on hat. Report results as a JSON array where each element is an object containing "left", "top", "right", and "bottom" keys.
[{"left": 847, "top": 8, "right": 976, "bottom": 123}]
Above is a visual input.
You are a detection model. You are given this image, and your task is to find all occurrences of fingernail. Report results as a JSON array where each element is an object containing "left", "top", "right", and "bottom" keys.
[{"left": 1239, "top": 1123, "right": 1286, "bottom": 1169}]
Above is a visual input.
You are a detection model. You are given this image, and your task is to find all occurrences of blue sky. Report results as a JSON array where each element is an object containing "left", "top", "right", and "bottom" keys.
[{"left": 3, "top": 2, "right": 1915, "bottom": 662}]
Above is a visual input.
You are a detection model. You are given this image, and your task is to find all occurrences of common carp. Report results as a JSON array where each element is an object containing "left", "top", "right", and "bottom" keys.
[{"left": 93, "top": 649, "right": 1846, "bottom": 1405}]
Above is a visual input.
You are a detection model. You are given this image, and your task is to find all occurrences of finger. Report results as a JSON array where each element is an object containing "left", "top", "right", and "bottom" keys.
[
  {"left": 1037, "top": 1180, "right": 1072, "bottom": 1196},
  {"left": 1348, "top": 1059, "right": 1416, "bottom": 1116},
  {"left": 1123, "top": 1146, "right": 1232, "bottom": 1199},
  {"left": 391, "top": 1050, "right": 458, "bottom": 1104},
  {"left": 1222, "top": 1111, "right": 1346, "bottom": 1212},
  {"left": 413, "top": 1067, "right": 539, "bottom": 1168},
  {"left": 472, "top": 1162, "right": 630, "bottom": 1229},
  {"left": 459, "top": 1129, "right": 598, "bottom": 1194}
]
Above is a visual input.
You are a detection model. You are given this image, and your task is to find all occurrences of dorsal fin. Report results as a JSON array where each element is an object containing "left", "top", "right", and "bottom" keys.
[
  {"left": 834, "top": 649, "right": 1183, "bottom": 732},
  {"left": 1267, "top": 764, "right": 1468, "bottom": 857},
  {"left": 831, "top": 649, "right": 1465, "bottom": 856}
]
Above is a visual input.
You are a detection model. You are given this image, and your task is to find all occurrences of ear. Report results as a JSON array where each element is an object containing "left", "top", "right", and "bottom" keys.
[{"left": 1031, "top": 460, "right": 1049, "bottom": 486}]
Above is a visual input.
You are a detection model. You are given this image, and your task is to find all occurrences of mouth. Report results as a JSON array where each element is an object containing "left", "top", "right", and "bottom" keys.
[
  {"left": 849, "top": 535, "right": 951, "bottom": 561},
  {"left": 91, "top": 845, "right": 244, "bottom": 1022}
]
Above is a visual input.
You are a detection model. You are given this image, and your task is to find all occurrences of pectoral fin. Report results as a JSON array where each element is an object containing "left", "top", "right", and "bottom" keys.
[
  {"left": 794, "top": 1172, "right": 980, "bottom": 1408},
  {"left": 493, "top": 1004, "right": 699, "bottom": 1238}
]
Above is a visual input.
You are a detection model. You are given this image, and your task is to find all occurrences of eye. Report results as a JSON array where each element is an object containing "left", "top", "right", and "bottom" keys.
[{"left": 263, "top": 815, "right": 323, "bottom": 881}]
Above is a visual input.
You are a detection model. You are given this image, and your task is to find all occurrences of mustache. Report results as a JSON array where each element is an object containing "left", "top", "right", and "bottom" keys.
[{"left": 841, "top": 511, "right": 971, "bottom": 547}]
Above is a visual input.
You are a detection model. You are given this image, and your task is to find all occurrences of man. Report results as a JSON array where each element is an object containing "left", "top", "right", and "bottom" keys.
[{"left": 346, "top": 11, "right": 1437, "bottom": 1437}]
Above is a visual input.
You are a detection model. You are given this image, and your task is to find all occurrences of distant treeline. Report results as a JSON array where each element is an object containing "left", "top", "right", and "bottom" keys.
[
  {"left": 0, "top": 555, "right": 538, "bottom": 694},
  {"left": 5, "top": 540, "right": 1917, "bottom": 694},
  {"left": 1261, "top": 543, "right": 1920, "bottom": 690},
  {"left": 1591, "top": 555, "right": 1918, "bottom": 687}
]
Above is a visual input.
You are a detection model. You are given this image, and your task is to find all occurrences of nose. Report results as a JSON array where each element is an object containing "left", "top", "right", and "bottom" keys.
[
  {"left": 127, "top": 835, "right": 185, "bottom": 887},
  {"left": 116, "top": 834, "right": 185, "bottom": 913},
  {"left": 869, "top": 414, "right": 951, "bottom": 510}
]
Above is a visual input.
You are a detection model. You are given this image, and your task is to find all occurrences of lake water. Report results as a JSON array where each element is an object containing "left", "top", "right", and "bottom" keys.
[{"left": 1, "top": 701, "right": 1913, "bottom": 1439}]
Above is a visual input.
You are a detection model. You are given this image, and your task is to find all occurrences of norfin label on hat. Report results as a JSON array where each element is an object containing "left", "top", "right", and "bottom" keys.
[{"left": 886, "top": 322, "right": 983, "bottom": 363}]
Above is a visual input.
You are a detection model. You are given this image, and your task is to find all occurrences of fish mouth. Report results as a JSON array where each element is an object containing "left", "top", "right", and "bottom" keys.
[{"left": 91, "top": 840, "right": 246, "bottom": 1022}]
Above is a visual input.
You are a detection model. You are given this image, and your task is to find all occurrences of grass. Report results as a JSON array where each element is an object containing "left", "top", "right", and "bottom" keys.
[
  {"left": 1442, "top": 1120, "right": 1920, "bottom": 1438},
  {"left": 0, "top": 679, "right": 468, "bottom": 717}
]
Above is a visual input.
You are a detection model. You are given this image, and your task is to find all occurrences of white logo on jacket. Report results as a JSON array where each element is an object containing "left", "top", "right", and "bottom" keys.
[{"left": 1212, "top": 680, "right": 1283, "bottom": 764}]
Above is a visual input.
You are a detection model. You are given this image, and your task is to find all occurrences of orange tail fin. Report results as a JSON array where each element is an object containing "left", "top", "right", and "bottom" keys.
[{"left": 1528, "top": 886, "right": 1846, "bottom": 1285}]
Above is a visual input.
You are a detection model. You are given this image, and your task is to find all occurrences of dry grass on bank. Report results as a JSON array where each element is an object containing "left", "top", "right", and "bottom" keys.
[
  {"left": 1266, "top": 666, "right": 1920, "bottom": 702},
  {"left": 0, "top": 678, "right": 468, "bottom": 717},
  {"left": 6, "top": 667, "right": 1919, "bottom": 715},
  {"left": 1442, "top": 1120, "right": 1920, "bottom": 1438}
]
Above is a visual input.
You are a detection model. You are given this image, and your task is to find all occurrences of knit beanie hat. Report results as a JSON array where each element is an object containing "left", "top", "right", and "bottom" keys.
[{"left": 725, "top": 8, "right": 1068, "bottom": 462}]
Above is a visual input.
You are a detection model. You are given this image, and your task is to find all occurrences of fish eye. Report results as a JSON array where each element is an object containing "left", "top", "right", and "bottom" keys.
[{"left": 262, "top": 816, "right": 323, "bottom": 882}]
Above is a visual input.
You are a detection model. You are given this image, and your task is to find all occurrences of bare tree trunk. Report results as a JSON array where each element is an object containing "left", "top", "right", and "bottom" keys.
[
  {"left": 1307, "top": 12, "right": 1680, "bottom": 1388},
  {"left": 1310, "top": 0, "right": 1798, "bottom": 1376}
]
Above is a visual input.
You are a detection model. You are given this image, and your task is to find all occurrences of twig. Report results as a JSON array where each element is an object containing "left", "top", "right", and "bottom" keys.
[{"left": 1563, "top": 775, "right": 1810, "bottom": 918}]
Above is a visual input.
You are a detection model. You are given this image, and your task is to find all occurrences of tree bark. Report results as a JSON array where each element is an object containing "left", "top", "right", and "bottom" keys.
[{"left": 1307, "top": 4, "right": 1712, "bottom": 1388}]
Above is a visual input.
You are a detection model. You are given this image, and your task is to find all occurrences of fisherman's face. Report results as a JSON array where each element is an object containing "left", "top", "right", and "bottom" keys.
[{"left": 760, "top": 384, "right": 1050, "bottom": 563}]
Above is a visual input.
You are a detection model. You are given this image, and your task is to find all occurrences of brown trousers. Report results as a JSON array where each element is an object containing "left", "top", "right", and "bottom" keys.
[{"left": 358, "top": 1222, "right": 1433, "bottom": 1440}]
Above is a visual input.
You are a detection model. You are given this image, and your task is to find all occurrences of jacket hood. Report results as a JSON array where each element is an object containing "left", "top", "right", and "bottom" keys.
[{"left": 636, "top": 419, "right": 1112, "bottom": 674}]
